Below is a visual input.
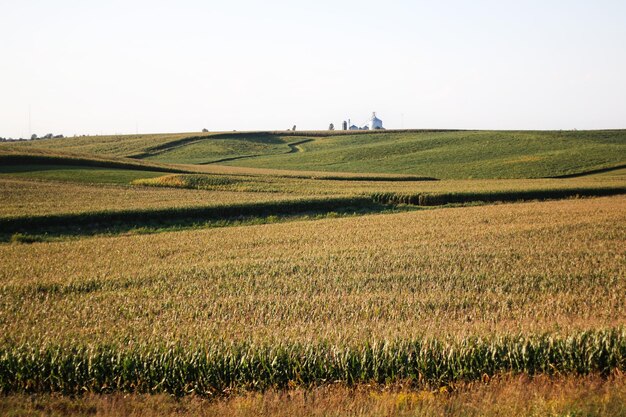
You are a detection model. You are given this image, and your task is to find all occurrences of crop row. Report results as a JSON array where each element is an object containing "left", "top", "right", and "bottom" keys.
[
  {"left": 371, "top": 187, "right": 626, "bottom": 206},
  {"left": 0, "top": 329, "right": 624, "bottom": 396}
]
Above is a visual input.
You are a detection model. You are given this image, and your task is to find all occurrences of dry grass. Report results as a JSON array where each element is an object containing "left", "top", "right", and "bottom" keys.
[
  {"left": 1, "top": 196, "right": 624, "bottom": 346},
  {"left": 1, "top": 374, "right": 624, "bottom": 416}
]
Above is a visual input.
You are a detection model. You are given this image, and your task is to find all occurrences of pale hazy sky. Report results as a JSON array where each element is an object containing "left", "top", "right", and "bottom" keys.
[{"left": 1, "top": 0, "right": 625, "bottom": 138}]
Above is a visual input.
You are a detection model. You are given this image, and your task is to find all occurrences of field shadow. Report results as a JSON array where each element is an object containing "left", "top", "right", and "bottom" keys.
[{"left": 1, "top": 199, "right": 416, "bottom": 242}]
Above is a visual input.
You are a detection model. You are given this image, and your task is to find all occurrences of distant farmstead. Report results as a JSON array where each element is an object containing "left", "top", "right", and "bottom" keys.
[{"left": 343, "top": 112, "right": 384, "bottom": 131}]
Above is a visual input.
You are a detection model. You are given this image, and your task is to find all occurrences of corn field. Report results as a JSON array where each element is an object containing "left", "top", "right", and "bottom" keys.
[
  {"left": 0, "top": 195, "right": 624, "bottom": 397},
  {"left": 1, "top": 329, "right": 624, "bottom": 396}
]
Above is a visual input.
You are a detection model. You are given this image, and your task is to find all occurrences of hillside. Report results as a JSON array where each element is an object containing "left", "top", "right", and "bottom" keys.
[
  {"left": 222, "top": 130, "right": 626, "bottom": 179},
  {"left": 9, "top": 132, "right": 213, "bottom": 157},
  {"left": 5, "top": 129, "right": 625, "bottom": 179}
]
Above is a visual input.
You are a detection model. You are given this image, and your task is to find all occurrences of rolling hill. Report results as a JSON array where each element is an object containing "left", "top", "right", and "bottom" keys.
[
  {"left": 4, "top": 129, "right": 625, "bottom": 179},
  {"left": 219, "top": 130, "right": 626, "bottom": 179}
]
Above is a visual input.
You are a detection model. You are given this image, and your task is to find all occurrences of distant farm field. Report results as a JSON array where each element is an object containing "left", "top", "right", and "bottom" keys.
[
  {"left": 0, "top": 164, "right": 166, "bottom": 184},
  {"left": 5, "top": 129, "right": 626, "bottom": 178},
  {"left": 3, "top": 169, "right": 624, "bottom": 240},
  {"left": 220, "top": 130, "right": 626, "bottom": 178},
  {"left": 8, "top": 132, "right": 214, "bottom": 157},
  {"left": 0, "top": 130, "right": 624, "bottom": 411},
  {"left": 0, "top": 177, "right": 304, "bottom": 219}
]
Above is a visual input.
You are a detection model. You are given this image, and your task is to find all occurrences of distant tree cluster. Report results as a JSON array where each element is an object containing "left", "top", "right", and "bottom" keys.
[
  {"left": 0, "top": 137, "right": 28, "bottom": 142},
  {"left": 29, "top": 133, "right": 64, "bottom": 140},
  {"left": 0, "top": 133, "right": 67, "bottom": 141},
  {"left": 0, "top": 133, "right": 63, "bottom": 141},
  {"left": 0, "top": 136, "right": 50, "bottom": 142}
]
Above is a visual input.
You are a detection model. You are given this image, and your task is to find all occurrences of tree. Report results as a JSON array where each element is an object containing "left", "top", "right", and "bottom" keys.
[
  {"left": 328, "top": 123, "right": 334, "bottom": 131},
  {"left": 31, "top": 134, "right": 37, "bottom": 140},
  {"left": 202, "top": 128, "right": 209, "bottom": 132},
  {"left": 292, "top": 125, "right": 296, "bottom": 131}
]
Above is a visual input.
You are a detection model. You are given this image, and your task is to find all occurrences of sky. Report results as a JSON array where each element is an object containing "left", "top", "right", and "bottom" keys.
[{"left": 1, "top": 0, "right": 625, "bottom": 138}]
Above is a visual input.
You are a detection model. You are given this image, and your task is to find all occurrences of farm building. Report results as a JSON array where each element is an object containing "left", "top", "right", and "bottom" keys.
[
  {"left": 368, "top": 112, "right": 383, "bottom": 130},
  {"left": 345, "top": 112, "right": 384, "bottom": 130}
]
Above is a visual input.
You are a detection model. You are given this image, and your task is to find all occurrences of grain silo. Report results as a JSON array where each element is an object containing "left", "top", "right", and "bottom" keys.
[{"left": 368, "top": 112, "right": 384, "bottom": 130}]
